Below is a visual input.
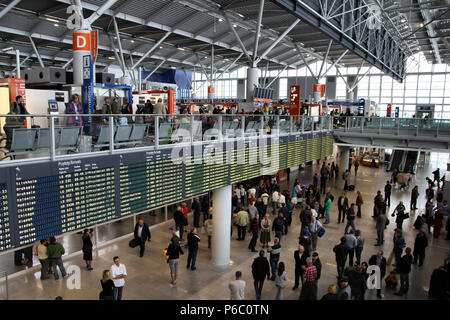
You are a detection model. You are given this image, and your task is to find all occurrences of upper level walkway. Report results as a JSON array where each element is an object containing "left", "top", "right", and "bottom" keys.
[{"left": 333, "top": 116, "right": 450, "bottom": 152}]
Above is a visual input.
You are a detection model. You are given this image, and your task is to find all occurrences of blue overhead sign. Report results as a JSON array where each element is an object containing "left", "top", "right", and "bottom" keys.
[{"left": 82, "top": 55, "right": 94, "bottom": 134}]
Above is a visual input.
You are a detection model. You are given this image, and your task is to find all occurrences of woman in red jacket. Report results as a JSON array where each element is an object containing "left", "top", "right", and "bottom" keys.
[{"left": 433, "top": 210, "right": 444, "bottom": 238}]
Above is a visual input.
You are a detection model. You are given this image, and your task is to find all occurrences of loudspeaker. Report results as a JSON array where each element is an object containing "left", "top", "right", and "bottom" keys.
[
  {"left": 96, "top": 73, "right": 115, "bottom": 84},
  {"left": 27, "top": 67, "right": 66, "bottom": 84}
]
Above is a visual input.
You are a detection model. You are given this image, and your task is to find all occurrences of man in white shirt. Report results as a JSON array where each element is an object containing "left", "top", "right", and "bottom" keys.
[
  {"left": 272, "top": 190, "right": 280, "bottom": 214},
  {"left": 111, "top": 256, "right": 127, "bottom": 300},
  {"left": 248, "top": 187, "right": 256, "bottom": 199},
  {"left": 234, "top": 186, "right": 241, "bottom": 200},
  {"left": 229, "top": 271, "right": 245, "bottom": 300}
]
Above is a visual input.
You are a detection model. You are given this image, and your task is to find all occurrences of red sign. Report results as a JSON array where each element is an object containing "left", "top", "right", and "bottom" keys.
[
  {"left": 290, "top": 85, "right": 301, "bottom": 106},
  {"left": 0, "top": 78, "right": 26, "bottom": 104},
  {"left": 386, "top": 104, "right": 392, "bottom": 117},
  {"left": 73, "top": 32, "right": 90, "bottom": 51},
  {"left": 208, "top": 87, "right": 215, "bottom": 94},
  {"left": 168, "top": 89, "right": 177, "bottom": 114},
  {"left": 90, "top": 30, "right": 98, "bottom": 64}
]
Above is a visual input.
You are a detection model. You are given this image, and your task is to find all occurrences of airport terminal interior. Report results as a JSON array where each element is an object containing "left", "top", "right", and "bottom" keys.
[{"left": 0, "top": 0, "right": 449, "bottom": 301}]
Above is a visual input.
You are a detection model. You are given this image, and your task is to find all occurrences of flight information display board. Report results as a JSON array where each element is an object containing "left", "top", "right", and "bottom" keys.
[
  {"left": 15, "top": 160, "right": 117, "bottom": 246},
  {"left": 0, "top": 183, "right": 12, "bottom": 251},
  {"left": 0, "top": 131, "right": 333, "bottom": 252}
]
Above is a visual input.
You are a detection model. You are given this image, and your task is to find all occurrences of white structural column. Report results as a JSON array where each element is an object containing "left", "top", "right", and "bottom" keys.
[
  {"left": 246, "top": 67, "right": 259, "bottom": 102},
  {"left": 73, "top": 29, "right": 91, "bottom": 85},
  {"left": 346, "top": 90, "right": 354, "bottom": 100},
  {"left": 212, "top": 185, "right": 232, "bottom": 266},
  {"left": 339, "top": 146, "right": 350, "bottom": 172}
]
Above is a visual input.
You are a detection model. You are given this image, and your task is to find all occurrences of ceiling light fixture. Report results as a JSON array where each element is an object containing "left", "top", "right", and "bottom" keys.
[
  {"left": 54, "top": 24, "right": 59, "bottom": 27},
  {"left": 218, "top": 18, "right": 224, "bottom": 22},
  {"left": 233, "top": 24, "right": 237, "bottom": 28},
  {"left": 178, "top": 47, "right": 185, "bottom": 51},
  {"left": 131, "top": 40, "right": 135, "bottom": 43},
  {"left": 108, "top": 56, "right": 115, "bottom": 60},
  {"left": 46, "top": 17, "right": 59, "bottom": 23}
]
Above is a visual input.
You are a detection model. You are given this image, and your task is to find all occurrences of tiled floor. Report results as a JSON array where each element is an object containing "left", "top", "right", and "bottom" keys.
[{"left": 1, "top": 152, "right": 449, "bottom": 300}]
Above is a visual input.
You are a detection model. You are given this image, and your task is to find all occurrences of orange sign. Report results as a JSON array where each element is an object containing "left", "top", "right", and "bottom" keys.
[
  {"left": 168, "top": 89, "right": 176, "bottom": 114},
  {"left": 0, "top": 78, "right": 26, "bottom": 104},
  {"left": 73, "top": 32, "right": 91, "bottom": 51},
  {"left": 313, "top": 84, "right": 326, "bottom": 97},
  {"left": 208, "top": 86, "right": 215, "bottom": 94},
  {"left": 90, "top": 30, "right": 98, "bottom": 64}
]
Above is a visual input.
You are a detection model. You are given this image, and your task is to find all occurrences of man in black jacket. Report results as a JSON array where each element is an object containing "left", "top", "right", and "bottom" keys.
[
  {"left": 372, "top": 191, "right": 382, "bottom": 218},
  {"left": 187, "top": 228, "right": 200, "bottom": 270},
  {"left": 133, "top": 218, "right": 151, "bottom": 257},
  {"left": 369, "top": 250, "right": 387, "bottom": 298},
  {"left": 337, "top": 193, "right": 349, "bottom": 224},
  {"left": 333, "top": 237, "right": 348, "bottom": 280},
  {"left": 251, "top": 250, "right": 270, "bottom": 300},
  {"left": 192, "top": 197, "right": 201, "bottom": 228},
  {"left": 384, "top": 181, "right": 392, "bottom": 207},
  {"left": 395, "top": 247, "right": 413, "bottom": 296},
  {"left": 174, "top": 206, "right": 186, "bottom": 241},
  {"left": 413, "top": 229, "right": 428, "bottom": 266},
  {"left": 293, "top": 245, "right": 309, "bottom": 290},
  {"left": 299, "top": 205, "right": 312, "bottom": 232},
  {"left": 10, "top": 95, "right": 29, "bottom": 124}
]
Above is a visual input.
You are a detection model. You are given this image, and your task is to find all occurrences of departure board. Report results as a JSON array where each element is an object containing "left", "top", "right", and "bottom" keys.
[
  {"left": 119, "top": 150, "right": 183, "bottom": 215},
  {"left": 287, "top": 136, "right": 306, "bottom": 168},
  {"left": 0, "top": 130, "right": 333, "bottom": 252},
  {"left": 278, "top": 141, "right": 288, "bottom": 171},
  {"left": 16, "top": 166, "right": 116, "bottom": 246},
  {"left": 0, "top": 183, "right": 12, "bottom": 251},
  {"left": 321, "top": 134, "right": 334, "bottom": 158}
]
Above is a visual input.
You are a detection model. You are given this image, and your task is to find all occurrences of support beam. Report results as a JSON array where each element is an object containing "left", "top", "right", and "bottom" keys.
[
  {"left": 112, "top": 16, "right": 127, "bottom": 73},
  {"left": 319, "top": 49, "right": 348, "bottom": 80},
  {"left": 317, "top": 39, "right": 332, "bottom": 79},
  {"left": 86, "top": 0, "right": 119, "bottom": 26},
  {"left": 255, "top": 18, "right": 300, "bottom": 65},
  {"left": 182, "top": 69, "right": 193, "bottom": 90},
  {"left": 143, "top": 59, "right": 165, "bottom": 81},
  {"left": 266, "top": 65, "right": 288, "bottom": 88},
  {"left": 0, "top": 0, "right": 21, "bottom": 21},
  {"left": 296, "top": 43, "right": 317, "bottom": 80},
  {"left": 132, "top": 31, "right": 171, "bottom": 69},
  {"left": 195, "top": 53, "right": 210, "bottom": 81},
  {"left": 63, "top": 57, "right": 73, "bottom": 69},
  {"left": 222, "top": 10, "right": 252, "bottom": 62},
  {"left": 252, "top": 0, "right": 264, "bottom": 67},
  {"left": 28, "top": 36, "right": 44, "bottom": 68},
  {"left": 15, "top": 49, "right": 20, "bottom": 78}
]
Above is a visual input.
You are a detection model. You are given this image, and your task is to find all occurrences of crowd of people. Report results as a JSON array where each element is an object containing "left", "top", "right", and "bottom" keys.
[{"left": 28, "top": 153, "right": 449, "bottom": 300}]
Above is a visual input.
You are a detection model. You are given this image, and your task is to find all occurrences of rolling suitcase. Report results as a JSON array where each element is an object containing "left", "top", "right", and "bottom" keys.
[{"left": 347, "top": 185, "right": 355, "bottom": 191}]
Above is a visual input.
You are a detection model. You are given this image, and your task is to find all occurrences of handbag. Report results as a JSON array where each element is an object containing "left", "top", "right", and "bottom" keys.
[
  {"left": 318, "top": 228, "right": 325, "bottom": 237},
  {"left": 163, "top": 248, "right": 169, "bottom": 260}
]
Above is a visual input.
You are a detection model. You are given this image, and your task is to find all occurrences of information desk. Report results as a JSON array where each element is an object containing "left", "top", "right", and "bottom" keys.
[{"left": 0, "top": 131, "right": 333, "bottom": 252}]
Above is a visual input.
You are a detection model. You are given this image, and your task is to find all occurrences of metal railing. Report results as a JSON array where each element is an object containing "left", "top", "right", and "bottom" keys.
[
  {"left": 334, "top": 116, "right": 450, "bottom": 137},
  {"left": 0, "top": 114, "right": 333, "bottom": 164}
]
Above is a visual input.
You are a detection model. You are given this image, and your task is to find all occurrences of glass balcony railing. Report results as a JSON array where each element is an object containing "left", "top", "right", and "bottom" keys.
[
  {"left": 334, "top": 116, "right": 450, "bottom": 136},
  {"left": 0, "top": 114, "right": 333, "bottom": 163}
]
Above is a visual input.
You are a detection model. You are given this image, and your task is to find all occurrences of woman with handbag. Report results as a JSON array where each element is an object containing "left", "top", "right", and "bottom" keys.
[
  {"left": 392, "top": 201, "right": 407, "bottom": 230},
  {"left": 167, "top": 234, "right": 184, "bottom": 285},
  {"left": 309, "top": 215, "right": 323, "bottom": 251},
  {"left": 260, "top": 214, "right": 272, "bottom": 248}
]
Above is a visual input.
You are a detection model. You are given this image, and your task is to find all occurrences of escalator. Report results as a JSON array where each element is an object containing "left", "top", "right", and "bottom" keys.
[
  {"left": 388, "top": 150, "right": 404, "bottom": 172},
  {"left": 403, "top": 151, "right": 419, "bottom": 174}
]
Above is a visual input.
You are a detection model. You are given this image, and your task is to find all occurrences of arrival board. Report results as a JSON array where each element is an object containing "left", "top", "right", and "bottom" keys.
[{"left": 0, "top": 132, "right": 333, "bottom": 251}]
